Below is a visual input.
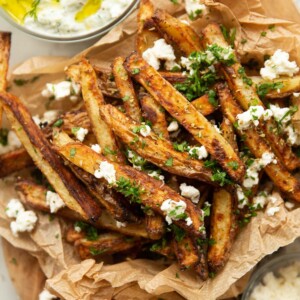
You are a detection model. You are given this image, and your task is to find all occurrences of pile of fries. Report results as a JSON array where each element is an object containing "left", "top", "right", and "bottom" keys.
[{"left": 1, "top": 0, "right": 300, "bottom": 281}]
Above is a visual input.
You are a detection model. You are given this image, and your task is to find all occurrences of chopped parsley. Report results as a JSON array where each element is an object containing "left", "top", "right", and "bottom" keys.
[
  {"left": 74, "top": 221, "right": 99, "bottom": 241},
  {"left": 52, "top": 119, "right": 64, "bottom": 128},
  {"left": 165, "top": 157, "right": 173, "bottom": 167},
  {"left": 116, "top": 177, "right": 144, "bottom": 203},
  {"left": 132, "top": 68, "right": 140, "bottom": 75},
  {"left": 227, "top": 161, "right": 239, "bottom": 170},
  {"left": 202, "top": 202, "right": 211, "bottom": 217},
  {"left": 70, "top": 148, "right": 76, "bottom": 158},
  {"left": 207, "top": 89, "right": 218, "bottom": 107},
  {"left": 204, "top": 159, "right": 233, "bottom": 186},
  {"left": 238, "top": 67, "right": 253, "bottom": 86},
  {"left": 256, "top": 82, "right": 283, "bottom": 99},
  {"left": 150, "top": 238, "right": 167, "bottom": 252},
  {"left": 189, "top": 9, "right": 203, "bottom": 20},
  {"left": 104, "top": 146, "right": 117, "bottom": 156},
  {"left": 171, "top": 224, "right": 186, "bottom": 242},
  {"left": 173, "top": 141, "right": 189, "bottom": 152},
  {"left": 13, "top": 76, "right": 40, "bottom": 86},
  {"left": 0, "top": 128, "right": 8, "bottom": 146},
  {"left": 220, "top": 25, "right": 236, "bottom": 48},
  {"left": 261, "top": 31, "right": 267, "bottom": 37},
  {"left": 89, "top": 247, "right": 106, "bottom": 256}
]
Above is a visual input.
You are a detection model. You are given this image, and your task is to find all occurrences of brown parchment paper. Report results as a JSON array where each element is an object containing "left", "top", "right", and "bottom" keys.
[{"left": 1, "top": 0, "right": 300, "bottom": 299}]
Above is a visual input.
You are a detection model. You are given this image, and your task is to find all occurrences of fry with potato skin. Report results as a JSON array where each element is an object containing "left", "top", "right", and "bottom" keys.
[
  {"left": 208, "top": 188, "right": 237, "bottom": 273},
  {"left": 220, "top": 118, "right": 239, "bottom": 154},
  {"left": 217, "top": 83, "right": 300, "bottom": 202},
  {"left": 145, "top": 214, "right": 165, "bottom": 240},
  {"left": 100, "top": 104, "right": 213, "bottom": 183},
  {"left": 16, "top": 180, "right": 150, "bottom": 239},
  {"left": 112, "top": 57, "right": 142, "bottom": 122},
  {"left": 0, "top": 91, "right": 102, "bottom": 221},
  {"left": 139, "top": 92, "right": 169, "bottom": 139},
  {"left": 202, "top": 22, "right": 300, "bottom": 171},
  {"left": 191, "top": 94, "right": 218, "bottom": 116},
  {"left": 124, "top": 53, "right": 245, "bottom": 183},
  {"left": 53, "top": 132, "right": 205, "bottom": 238},
  {"left": 153, "top": 9, "right": 202, "bottom": 56}
]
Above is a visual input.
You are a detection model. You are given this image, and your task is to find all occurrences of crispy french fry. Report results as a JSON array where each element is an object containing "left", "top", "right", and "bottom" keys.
[
  {"left": 74, "top": 232, "right": 140, "bottom": 260},
  {"left": 251, "top": 75, "right": 300, "bottom": 99},
  {"left": 220, "top": 117, "right": 239, "bottom": 154},
  {"left": 124, "top": 53, "right": 245, "bottom": 183},
  {"left": 136, "top": 0, "right": 161, "bottom": 54},
  {"left": 191, "top": 94, "right": 218, "bottom": 116},
  {"left": 208, "top": 188, "right": 237, "bottom": 273},
  {"left": 217, "top": 83, "right": 300, "bottom": 202},
  {"left": 53, "top": 132, "right": 206, "bottom": 238},
  {"left": 0, "top": 92, "right": 102, "bottom": 221},
  {"left": 68, "top": 59, "right": 125, "bottom": 162},
  {"left": 152, "top": 9, "right": 202, "bottom": 55},
  {"left": 0, "top": 148, "right": 33, "bottom": 177},
  {"left": 0, "top": 32, "right": 11, "bottom": 127},
  {"left": 112, "top": 57, "right": 142, "bottom": 122},
  {"left": 145, "top": 214, "right": 165, "bottom": 240},
  {"left": 150, "top": 240, "right": 175, "bottom": 258},
  {"left": 202, "top": 23, "right": 300, "bottom": 171},
  {"left": 15, "top": 180, "right": 150, "bottom": 239},
  {"left": 158, "top": 71, "right": 187, "bottom": 84},
  {"left": 194, "top": 248, "right": 209, "bottom": 281},
  {"left": 100, "top": 104, "right": 213, "bottom": 183}
]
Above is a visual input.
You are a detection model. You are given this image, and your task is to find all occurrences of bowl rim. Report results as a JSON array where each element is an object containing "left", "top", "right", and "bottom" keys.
[
  {"left": 0, "top": 0, "right": 140, "bottom": 43},
  {"left": 242, "top": 252, "right": 300, "bottom": 300}
]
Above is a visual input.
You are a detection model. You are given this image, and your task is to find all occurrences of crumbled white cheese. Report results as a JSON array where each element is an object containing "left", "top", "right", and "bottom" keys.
[
  {"left": 46, "top": 191, "right": 66, "bottom": 213},
  {"left": 185, "top": 0, "right": 208, "bottom": 17},
  {"left": 285, "top": 201, "right": 295, "bottom": 210},
  {"left": 180, "top": 56, "right": 193, "bottom": 75},
  {"left": 268, "top": 104, "right": 290, "bottom": 124},
  {"left": 142, "top": 39, "right": 177, "bottom": 71},
  {"left": 249, "top": 262, "right": 300, "bottom": 300},
  {"left": 5, "top": 199, "right": 25, "bottom": 219},
  {"left": 127, "top": 150, "right": 145, "bottom": 171},
  {"left": 243, "top": 152, "right": 277, "bottom": 188},
  {"left": 39, "top": 289, "right": 57, "bottom": 300},
  {"left": 74, "top": 127, "right": 88, "bottom": 142},
  {"left": 293, "top": 92, "right": 300, "bottom": 97},
  {"left": 94, "top": 161, "right": 117, "bottom": 184},
  {"left": 116, "top": 221, "right": 127, "bottom": 228},
  {"left": 74, "top": 226, "right": 82, "bottom": 233},
  {"left": 10, "top": 210, "right": 38, "bottom": 237},
  {"left": 213, "top": 124, "right": 221, "bottom": 133},
  {"left": 179, "top": 183, "right": 200, "bottom": 204},
  {"left": 160, "top": 199, "right": 187, "bottom": 225},
  {"left": 91, "top": 144, "right": 101, "bottom": 154},
  {"left": 140, "top": 125, "right": 151, "bottom": 137},
  {"left": 167, "top": 120, "right": 179, "bottom": 132},
  {"left": 189, "top": 146, "right": 208, "bottom": 159},
  {"left": 41, "top": 81, "right": 81, "bottom": 101},
  {"left": 252, "top": 191, "right": 277, "bottom": 210},
  {"left": 236, "top": 186, "right": 249, "bottom": 209},
  {"left": 33, "top": 110, "right": 60, "bottom": 127},
  {"left": 266, "top": 206, "right": 280, "bottom": 216},
  {"left": 236, "top": 106, "right": 270, "bottom": 130},
  {"left": 148, "top": 170, "right": 165, "bottom": 182},
  {"left": 185, "top": 217, "right": 193, "bottom": 226},
  {"left": 260, "top": 49, "right": 299, "bottom": 80}
]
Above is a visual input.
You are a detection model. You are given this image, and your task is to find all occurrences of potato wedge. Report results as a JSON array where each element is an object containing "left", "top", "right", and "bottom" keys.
[
  {"left": 53, "top": 132, "right": 206, "bottom": 238},
  {"left": 158, "top": 71, "right": 187, "bottom": 84},
  {"left": 208, "top": 188, "right": 237, "bottom": 273},
  {"left": 217, "top": 83, "right": 300, "bottom": 202},
  {"left": 202, "top": 23, "right": 300, "bottom": 171},
  {"left": 194, "top": 248, "right": 209, "bottom": 281},
  {"left": 112, "top": 57, "right": 142, "bottom": 122},
  {"left": 136, "top": 0, "right": 161, "bottom": 54},
  {"left": 16, "top": 180, "right": 150, "bottom": 239},
  {"left": 69, "top": 59, "right": 124, "bottom": 162},
  {"left": 145, "top": 214, "right": 165, "bottom": 240},
  {"left": 124, "top": 53, "right": 245, "bottom": 183},
  {"left": 0, "top": 91, "right": 102, "bottom": 221},
  {"left": 191, "top": 94, "right": 218, "bottom": 116},
  {"left": 153, "top": 9, "right": 202, "bottom": 55},
  {"left": 100, "top": 104, "right": 213, "bottom": 183},
  {"left": 220, "top": 117, "right": 239, "bottom": 154},
  {"left": 139, "top": 92, "right": 169, "bottom": 139}
]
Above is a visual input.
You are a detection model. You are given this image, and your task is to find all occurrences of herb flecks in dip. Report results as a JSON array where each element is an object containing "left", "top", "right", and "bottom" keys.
[{"left": 0, "top": 0, "right": 131, "bottom": 37}]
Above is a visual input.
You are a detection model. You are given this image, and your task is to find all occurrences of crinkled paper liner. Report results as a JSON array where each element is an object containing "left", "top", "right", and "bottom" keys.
[{"left": 1, "top": 0, "right": 300, "bottom": 299}]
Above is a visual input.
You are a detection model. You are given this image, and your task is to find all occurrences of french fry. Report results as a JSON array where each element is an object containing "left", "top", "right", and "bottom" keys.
[
  {"left": 202, "top": 23, "right": 300, "bottom": 171},
  {"left": 136, "top": 0, "right": 161, "bottom": 54},
  {"left": 74, "top": 232, "right": 141, "bottom": 260},
  {"left": 53, "top": 131, "right": 206, "bottom": 238},
  {"left": 15, "top": 180, "right": 150, "bottom": 239},
  {"left": 145, "top": 214, "right": 165, "bottom": 240},
  {"left": 67, "top": 59, "right": 125, "bottom": 162},
  {"left": 208, "top": 188, "right": 237, "bottom": 273},
  {"left": 150, "top": 239, "right": 175, "bottom": 258},
  {"left": 152, "top": 9, "right": 202, "bottom": 55},
  {"left": 194, "top": 248, "right": 209, "bottom": 281},
  {"left": 0, "top": 32, "right": 11, "bottom": 127},
  {"left": 124, "top": 53, "right": 245, "bottom": 183},
  {"left": 158, "top": 71, "right": 187, "bottom": 84},
  {"left": 217, "top": 83, "right": 300, "bottom": 202},
  {"left": 100, "top": 104, "right": 213, "bottom": 183},
  {"left": 220, "top": 117, "right": 239, "bottom": 154},
  {"left": 0, "top": 91, "right": 102, "bottom": 221},
  {"left": 191, "top": 94, "right": 218, "bottom": 116},
  {"left": 112, "top": 57, "right": 142, "bottom": 122}
]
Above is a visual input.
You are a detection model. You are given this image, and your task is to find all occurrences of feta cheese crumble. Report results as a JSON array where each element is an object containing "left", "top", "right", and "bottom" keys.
[
  {"left": 46, "top": 191, "right": 66, "bottom": 213},
  {"left": 167, "top": 120, "right": 179, "bottom": 132},
  {"left": 236, "top": 106, "right": 270, "bottom": 130},
  {"left": 39, "top": 289, "right": 57, "bottom": 300},
  {"left": 148, "top": 170, "right": 165, "bottom": 182},
  {"left": 116, "top": 221, "right": 127, "bottom": 228},
  {"left": 10, "top": 210, "right": 38, "bottom": 237},
  {"left": 160, "top": 199, "right": 190, "bottom": 225},
  {"left": 285, "top": 201, "right": 295, "bottom": 210},
  {"left": 139, "top": 124, "right": 151, "bottom": 137},
  {"left": 5, "top": 199, "right": 25, "bottom": 219},
  {"left": 91, "top": 144, "right": 101, "bottom": 154},
  {"left": 189, "top": 146, "right": 208, "bottom": 159},
  {"left": 266, "top": 206, "right": 280, "bottom": 216},
  {"left": 94, "top": 161, "right": 117, "bottom": 184},
  {"left": 73, "top": 127, "right": 89, "bottom": 142},
  {"left": 0, "top": 130, "right": 22, "bottom": 155},
  {"left": 236, "top": 186, "right": 249, "bottom": 209},
  {"left": 179, "top": 183, "right": 200, "bottom": 204},
  {"left": 33, "top": 110, "right": 59, "bottom": 127},
  {"left": 243, "top": 152, "right": 277, "bottom": 188},
  {"left": 74, "top": 225, "right": 82, "bottom": 233},
  {"left": 252, "top": 191, "right": 277, "bottom": 210},
  {"left": 41, "top": 81, "right": 81, "bottom": 101},
  {"left": 185, "top": 0, "right": 208, "bottom": 18},
  {"left": 260, "top": 49, "right": 299, "bottom": 80},
  {"left": 142, "top": 39, "right": 178, "bottom": 71}
]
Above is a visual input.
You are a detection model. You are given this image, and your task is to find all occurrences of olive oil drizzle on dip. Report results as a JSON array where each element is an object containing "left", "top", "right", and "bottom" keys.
[{"left": 0, "top": 0, "right": 131, "bottom": 37}]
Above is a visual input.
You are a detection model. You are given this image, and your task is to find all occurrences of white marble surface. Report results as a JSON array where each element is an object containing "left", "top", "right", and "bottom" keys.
[{"left": 1, "top": 2, "right": 300, "bottom": 300}]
